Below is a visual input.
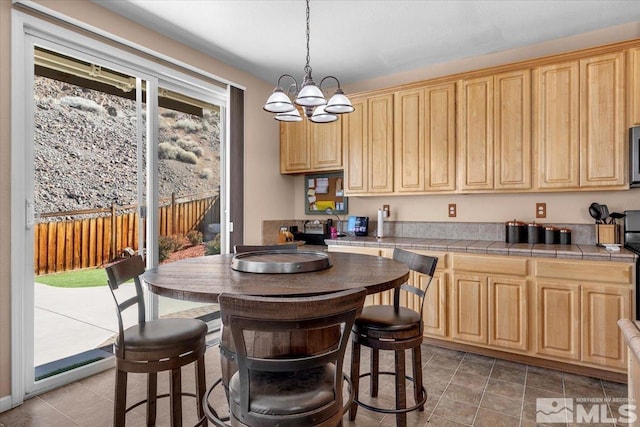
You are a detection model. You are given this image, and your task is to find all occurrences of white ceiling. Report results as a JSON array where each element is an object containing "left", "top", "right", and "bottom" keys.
[{"left": 94, "top": 0, "right": 640, "bottom": 86}]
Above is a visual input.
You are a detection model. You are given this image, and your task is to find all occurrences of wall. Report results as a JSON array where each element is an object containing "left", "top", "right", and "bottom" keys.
[
  {"left": 0, "top": 0, "right": 291, "bottom": 400},
  {"left": 293, "top": 21, "right": 640, "bottom": 225}
]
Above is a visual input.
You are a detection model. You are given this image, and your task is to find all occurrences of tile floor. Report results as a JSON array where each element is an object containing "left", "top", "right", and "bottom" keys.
[{"left": 0, "top": 343, "right": 631, "bottom": 427}]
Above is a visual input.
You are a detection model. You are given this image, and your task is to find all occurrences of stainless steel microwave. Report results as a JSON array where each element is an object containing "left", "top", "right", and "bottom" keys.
[{"left": 631, "top": 126, "right": 640, "bottom": 188}]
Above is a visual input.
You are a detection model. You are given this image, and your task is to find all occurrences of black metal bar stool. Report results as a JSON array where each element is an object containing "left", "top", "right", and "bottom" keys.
[{"left": 349, "top": 248, "right": 438, "bottom": 427}]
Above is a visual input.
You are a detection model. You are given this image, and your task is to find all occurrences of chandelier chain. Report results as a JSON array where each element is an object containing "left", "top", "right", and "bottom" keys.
[{"left": 305, "top": 0, "right": 311, "bottom": 74}]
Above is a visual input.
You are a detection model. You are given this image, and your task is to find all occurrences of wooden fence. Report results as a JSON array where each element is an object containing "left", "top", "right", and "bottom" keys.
[{"left": 34, "top": 192, "right": 218, "bottom": 274}]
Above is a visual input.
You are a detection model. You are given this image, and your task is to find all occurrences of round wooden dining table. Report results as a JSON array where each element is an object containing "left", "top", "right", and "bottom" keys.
[
  {"left": 141, "top": 250, "right": 410, "bottom": 302},
  {"left": 142, "top": 249, "right": 410, "bottom": 392}
]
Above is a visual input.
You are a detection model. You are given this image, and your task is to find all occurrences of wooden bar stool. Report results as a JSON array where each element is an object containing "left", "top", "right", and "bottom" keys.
[
  {"left": 349, "top": 248, "right": 438, "bottom": 427},
  {"left": 105, "top": 255, "right": 208, "bottom": 427}
]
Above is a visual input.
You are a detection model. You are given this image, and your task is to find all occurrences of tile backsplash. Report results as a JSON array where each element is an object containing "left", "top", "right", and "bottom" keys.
[{"left": 263, "top": 220, "right": 596, "bottom": 245}]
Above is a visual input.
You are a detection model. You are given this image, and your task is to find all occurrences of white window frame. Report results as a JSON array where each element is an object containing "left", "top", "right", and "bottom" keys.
[{"left": 10, "top": 7, "right": 234, "bottom": 405}]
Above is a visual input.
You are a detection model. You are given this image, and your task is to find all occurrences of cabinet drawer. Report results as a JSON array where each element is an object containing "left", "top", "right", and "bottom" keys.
[
  {"left": 535, "top": 259, "right": 633, "bottom": 284},
  {"left": 453, "top": 254, "right": 527, "bottom": 276}
]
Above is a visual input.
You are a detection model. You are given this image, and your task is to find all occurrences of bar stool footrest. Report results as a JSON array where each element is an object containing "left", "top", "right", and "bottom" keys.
[{"left": 354, "top": 371, "right": 427, "bottom": 415}]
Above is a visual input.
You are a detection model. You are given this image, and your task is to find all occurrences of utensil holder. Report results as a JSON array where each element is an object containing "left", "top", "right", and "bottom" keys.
[{"left": 596, "top": 224, "right": 620, "bottom": 245}]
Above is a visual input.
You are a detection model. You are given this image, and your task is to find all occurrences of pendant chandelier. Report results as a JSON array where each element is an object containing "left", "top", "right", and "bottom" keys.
[{"left": 263, "top": 0, "right": 355, "bottom": 123}]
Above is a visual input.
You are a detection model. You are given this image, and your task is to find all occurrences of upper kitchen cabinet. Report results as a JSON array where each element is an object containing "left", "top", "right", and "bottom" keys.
[
  {"left": 394, "top": 83, "right": 456, "bottom": 193},
  {"left": 534, "top": 52, "right": 626, "bottom": 189},
  {"left": 533, "top": 61, "right": 580, "bottom": 189},
  {"left": 629, "top": 47, "right": 640, "bottom": 126},
  {"left": 280, "top": 110, "right": 342, "bottom": 174},
  {"left": 579, "top": 52, "right": 626, "bottom": 188},
  {"left": 343, "top": 94, "right": 394, "bottom": 194},
  {"left": 457, "top": 76, "right": 494, "bottom": 191},
  {"left": 457, "top": 70, "right": 531, "bottom": 192}
]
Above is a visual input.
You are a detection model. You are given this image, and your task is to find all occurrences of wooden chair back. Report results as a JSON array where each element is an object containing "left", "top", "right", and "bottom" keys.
[
  {"left": 218, "top": 288, "right": 367, "bottom": 426},
  {"left": 104, "top": 255, "right": 146, "bottom": 355}
]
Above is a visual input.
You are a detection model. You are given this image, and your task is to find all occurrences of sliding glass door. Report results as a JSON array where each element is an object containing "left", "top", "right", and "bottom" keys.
[{"left": 12, "top": 12, "right": 229, "bottom": 402}]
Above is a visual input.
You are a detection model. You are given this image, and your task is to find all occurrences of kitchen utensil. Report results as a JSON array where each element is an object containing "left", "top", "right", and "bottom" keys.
[
  {"left": 609, "top": 212, "right": 626, "bottom": 225},
  {"left": 589, "top": 203, "right": 602, "bottom": 223},
  {"left": 600, "top": 204, "right": 610, "bottom": 224}
]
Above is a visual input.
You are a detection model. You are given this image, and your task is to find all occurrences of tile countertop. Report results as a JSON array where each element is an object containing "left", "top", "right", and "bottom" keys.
[{"left": 324, "top": 236, "right": 638, "bottom": 263}]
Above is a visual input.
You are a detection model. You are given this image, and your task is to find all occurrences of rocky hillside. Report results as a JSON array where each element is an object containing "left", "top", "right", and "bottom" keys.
[{"left": 34, "top": 76, "right": 220, "bottom": 217}]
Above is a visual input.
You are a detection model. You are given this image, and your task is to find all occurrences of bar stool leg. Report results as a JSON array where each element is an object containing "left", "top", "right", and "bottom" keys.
[
  {"left": 370, "top": 348, "right": 379, "bottom": 397},
  {"left": 412, "top": 346, "right": 425, "bottom": 411},
  {"left": 170, "top": 368, "right": 183, "bottom": 427},
  {"left": 114, "top": 369, "right": 127, "bottom": 427},
  {"left": 196, "top": 355, "right": 207, "bottom": 426},
  {"left": 395, "top": 350, "right": 407, "bottom": 427},
  {"left": 349, "top": 341, "right": 361, "bottom": 421},
  {"left": 147, "top": 372, "right": 158, "bottom": 425}
]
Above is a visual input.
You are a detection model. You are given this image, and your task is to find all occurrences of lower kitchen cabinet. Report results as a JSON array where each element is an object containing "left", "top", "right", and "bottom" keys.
[
  {"left": 581, "top": 283, "right": 631, "bottom": 370},
  {"left": 451, "top": 274, "right": 488, "bottom": 345},
  {"left": 534, "top": 280, "right": 581, "bottom": 361},
  {"left": 327, "top": 244, "right": 634, "bottom": 376},
  {"left": 488, "top": 277, "right": 528, "bottom": 351}
]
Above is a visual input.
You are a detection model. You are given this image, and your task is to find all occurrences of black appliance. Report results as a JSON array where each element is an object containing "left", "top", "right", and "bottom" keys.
[
  {"left": 630, "top": 126, "right": 640, "bottom": 187},
  {"left": 623, "top": 210, "right": 640, "bottom": 319},
  {"left": 347, "top": 216, "right": 369, "bottom": 236}
]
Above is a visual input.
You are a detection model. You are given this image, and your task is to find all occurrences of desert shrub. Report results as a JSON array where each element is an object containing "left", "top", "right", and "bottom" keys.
[
  {"left": 158, "top": 234, "right": 183, "bottom": 262},
  {"left": 158, "top": 143, "right": 198, "bottom": 164},
  {"left": 177, "top": 139, "right": 203, "bottom": 157},
  {"left": 161, "top": 110, "right": 178, "bottom": 118},
  {"left": 186, "top": 230, "right": 203, "bottom": 245},
  {"left": 205, "top": 234, "right": 221, "bottom": 256},
  {"left": 199, "top": 168, "right": 213, "bottom": 180},
  {"left": 176, "top": 150, "right": 198, "bottom": 164},
  {"left": 60, "top": 96, "right": 105, "bottom": 114},
  {"left": 174, "top": 119, "right": 202, "bottom": 133},
  {"left": 158, "top": 142, "right": 179, "bottom": 160}
]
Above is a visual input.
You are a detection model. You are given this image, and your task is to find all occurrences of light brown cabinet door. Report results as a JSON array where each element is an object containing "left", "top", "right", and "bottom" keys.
[
  {"left": 494, "top": 70, "right": 531, "bottom": 190},
  {"left": 533, "top": 61, "right": 580, "bottom": 189},
  {"left": 309, "top": 120, "right": 342, "bottom": 170},
  {"left": 488, "top": 277, "right": 528, "bottom": 351},
  {"left": 343, "top": 98, "right": 368, "bottom": 194},
  {"left": 451, "top": 274, "right": 487, "bottom": 344},
  {"left": 630, "top": 47, "right": 640, "bottom": 126},
  {"left": 534, "top": 281, "right": 580, "bottom": 361},
  {"left": 421, "top": 272, "right": 447, "bottom": 338},
  {"left": 458, "top": 76, "right": 494, "bottom": 191},
  {"left": 368, "top": 94, "right": 394, "bottom": 193},
  {"left": 280, "top": 116, "right": 310, "bottom": 173},
  {"left": 579, "top": 52, "right": 626, "bottom": 187},
  {"left": 394, "top": 88, "right": 425, "bottom": 192},
  {"left": 394, "top": 83, "right": 456, "bottom": 193},
  {"left": 581, "top": 283, "right": 630, "bottom": 369},
  {"left": 426, "top": 83, "right": 456, "bottom": 192}
]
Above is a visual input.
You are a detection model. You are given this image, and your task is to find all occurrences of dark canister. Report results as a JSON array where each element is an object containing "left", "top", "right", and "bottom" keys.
[
  {"left": 506, "top": 220, "right": 526, "bottom": 243},
  {"left": 527, "top": 222, "right": 544, "bottom": 244},
  {"left": 544, "top": 226, "right": 559, "bottom": 244},
  {"left": 559, "top": 228, "right": 572, "bottom": 245}
]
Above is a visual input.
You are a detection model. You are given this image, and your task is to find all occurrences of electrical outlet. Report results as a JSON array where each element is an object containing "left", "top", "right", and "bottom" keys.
[
  {"left": 383, "top": 204, "right": 390, "bottom": 218},
  {"left": 536, "top": 203, "right": 546, "bottom": 219},
  {"left": 448, "top": 204, "right": 457, "bottom": 218}
]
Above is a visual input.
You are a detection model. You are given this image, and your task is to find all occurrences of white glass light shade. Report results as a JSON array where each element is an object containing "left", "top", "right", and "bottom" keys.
[
  {"left": 275, "top": 108, "right": 303, "bottom": 122},
  {"left": 324, "top": 91, "right": 355, "bottom": 114},
  {"left": 295, "top": 83, "right": 327, "bottom": 107},
  {"left": 309, "top": 105, "right": 338, "bottom": 123},
  {"left": 263, "top": 88, "right": 295, "bottom": 113}
]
